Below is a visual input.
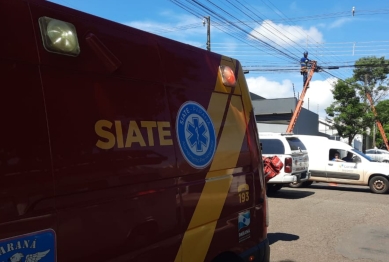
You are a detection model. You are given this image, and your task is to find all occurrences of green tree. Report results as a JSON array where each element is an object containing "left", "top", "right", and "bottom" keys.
[
  {"left": 325, "top": 79, "right": 372, "bottom": 145},
  {"left": 353, "top": 57, "right": 389, "bottom": 149},
  {"left": 326, "top": 57, "right": 389, "bottom": 148},
  {"left": 353, "top": 56, "right": 389, "bottom": 102},
  {"left": 375, "top": 99, "right": 389, "bottom": 124}
]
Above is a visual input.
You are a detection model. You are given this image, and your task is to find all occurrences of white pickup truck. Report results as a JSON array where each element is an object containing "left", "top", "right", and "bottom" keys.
[
  {"left": 296, "top": 135, "right": 389, "bottom": 194},
  {"left": 259, "top": 132, "right": 310, "bottom": 193}
]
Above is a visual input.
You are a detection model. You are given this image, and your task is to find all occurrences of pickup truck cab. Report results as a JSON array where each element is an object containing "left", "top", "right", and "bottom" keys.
[
  {"left": 296, "top": 135, "right": 389, "bottom": 194},
  {"left": 258, "top": 132, "right": 310, "bottom": 192}
]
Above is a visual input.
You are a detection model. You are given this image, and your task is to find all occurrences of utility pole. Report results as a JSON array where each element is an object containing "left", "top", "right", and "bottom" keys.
[
  {"left": 367, "top": 72, "right": 376, "bottom": 148},
  {"left": 203, "top": 16, "right": 211, "bottom": 51},
  {"left": 365, "top": 73, "right": 376, "bottom": 148},
  {"left": 363, "top": 74, "right": 368, "bottom": 153},
  {"left": 373, "top": 123, "right": 376, "bottom": 148}
]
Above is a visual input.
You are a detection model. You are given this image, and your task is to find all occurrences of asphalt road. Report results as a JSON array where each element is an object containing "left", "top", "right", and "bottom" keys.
[{"left": 267, "top": 183, "right": 389, "bottom": 262}]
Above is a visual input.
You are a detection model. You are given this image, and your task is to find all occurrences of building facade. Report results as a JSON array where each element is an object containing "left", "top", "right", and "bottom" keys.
[{"left": 251, "top": 94, "right": 322, "bottom": 136}]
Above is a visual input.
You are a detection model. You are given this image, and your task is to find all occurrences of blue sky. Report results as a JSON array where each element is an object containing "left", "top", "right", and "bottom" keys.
[{"left": 49, "top": 0, "right": 389, "bottom": 118}]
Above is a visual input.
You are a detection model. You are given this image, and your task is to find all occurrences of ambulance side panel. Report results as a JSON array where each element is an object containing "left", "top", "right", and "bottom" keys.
[
  {"left": 0, "top": 0, "right": 57, "bottom": 259},
  {"left": 28, "top": 1, "right": 181, "bottom": 261}
]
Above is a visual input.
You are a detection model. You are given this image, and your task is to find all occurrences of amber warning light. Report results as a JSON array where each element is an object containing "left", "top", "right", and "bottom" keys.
[{"left": 219, "top": 65, "right": 236, "bottom": 87}]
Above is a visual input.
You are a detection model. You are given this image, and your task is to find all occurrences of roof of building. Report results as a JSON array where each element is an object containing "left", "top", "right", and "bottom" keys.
[{"left": 249, "top": 92, "right": 266, "bottom": 101}]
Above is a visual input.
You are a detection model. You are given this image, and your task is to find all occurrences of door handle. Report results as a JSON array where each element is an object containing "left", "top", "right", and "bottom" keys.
[{"left": 328, "top": 163, "right": 333, "bottom": 166}]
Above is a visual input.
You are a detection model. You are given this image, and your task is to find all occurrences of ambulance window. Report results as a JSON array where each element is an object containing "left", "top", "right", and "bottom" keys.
[{"left": 260, "top": 139, "right": 285, "bottom": 154}]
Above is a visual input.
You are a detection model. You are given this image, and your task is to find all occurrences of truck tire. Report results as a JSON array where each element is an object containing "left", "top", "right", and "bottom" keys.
[
  {"left": 369, "top": 176, "right": 389, "bottom": 194},
  {"left": 289, "top": 181, "right": 313, "bottom": 188},
  {"left": 289, "top": 182, "right": 303, "bottom": 188}
]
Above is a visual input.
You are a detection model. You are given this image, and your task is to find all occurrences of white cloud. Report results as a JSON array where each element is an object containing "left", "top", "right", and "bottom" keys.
[
  {"left": 328, "top": 18, "right": 353, "bottom": 29},
  {"left": 247, "top": 76, "right": 337, "bottom": 118},
  {"left": 247, "top": 76, "right": 294, "bottom": 98},
  {"left": 123, "top": 15, "right": 207, "bottom": 47},
  {"left": 303, "top": 78, "right": 337, "bottom": 118},
  {"left": 249, "top": 20, "right": 323, "bottom": 47},
  {"left": 125, "top": 20, "right": 170, "bottom": 33}
]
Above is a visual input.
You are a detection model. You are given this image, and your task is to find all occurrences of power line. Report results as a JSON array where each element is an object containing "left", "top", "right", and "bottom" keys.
[
  {"left": 170, "top": 0, "right": 300, "bottom": 63},
  {"left": 150, "top": 10, "right": 389, "bottom": 34},
  {"left": 262, "top": 0, "right": 348, "bottom": 79},
  {"left": 168, "top": 0, "right": 389, "bottom": 82}
]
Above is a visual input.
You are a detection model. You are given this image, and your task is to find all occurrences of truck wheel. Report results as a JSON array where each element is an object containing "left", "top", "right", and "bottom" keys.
[
  {"left": 369, "top": 176, "right": 389, "bottom": 194},
  {"left": 289, "top": 181, "right": 312, "bottom": 188},
  {"left": 289, "top": 182, "right": 303, "bottom": 188}
]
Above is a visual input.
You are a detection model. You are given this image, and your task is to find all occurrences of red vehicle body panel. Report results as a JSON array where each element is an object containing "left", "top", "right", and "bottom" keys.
[{"left": 0, "top": 0, "right": 269, "bottom": 261}]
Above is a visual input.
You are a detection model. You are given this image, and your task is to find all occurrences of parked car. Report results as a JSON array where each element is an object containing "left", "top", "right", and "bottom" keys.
[
  {"left": 365, "top": 148, "right": 389, "bottom": 163},
  {"left": 258, "top": 132, "right": 310, "bottom": 193}
]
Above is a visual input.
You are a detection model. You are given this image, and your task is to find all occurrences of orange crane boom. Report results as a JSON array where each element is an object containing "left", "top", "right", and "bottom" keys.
[
  {"left": 286, "top": 61, "right": 317, "bottom": 133},
  {"left": 365, "top": 92, "right": 389, "bottom": 151}
]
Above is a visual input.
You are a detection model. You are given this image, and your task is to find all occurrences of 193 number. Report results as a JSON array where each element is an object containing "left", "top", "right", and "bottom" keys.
[{"left": 239, "top": 191, "right": 250, "bottom": 203}]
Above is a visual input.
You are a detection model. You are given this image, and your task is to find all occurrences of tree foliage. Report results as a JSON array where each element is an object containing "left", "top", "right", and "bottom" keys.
[
  {"left": 325, "top": 79, "right": 372, "bottom": 145},
  {"left": 326, "top": 56, "right": 389, "bottom": 146},
  {"left": 353, "top": 56, "right": 389, "bottom": 102},
  {"left": 375, "top": 99, "right": 389, "bottom": 124}
]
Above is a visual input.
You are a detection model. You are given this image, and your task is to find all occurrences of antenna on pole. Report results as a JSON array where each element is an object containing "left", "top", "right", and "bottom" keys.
[{"left": 292, "top": 83, "right": 295, "bottom": 98}]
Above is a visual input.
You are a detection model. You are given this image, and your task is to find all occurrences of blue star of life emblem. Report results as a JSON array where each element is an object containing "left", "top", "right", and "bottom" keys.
[
  {"left": 176, "top": 101, "right": 216, "bottom": 169},
  {"left": 187, "top": 117, "right": 208, "bottom": 152}
]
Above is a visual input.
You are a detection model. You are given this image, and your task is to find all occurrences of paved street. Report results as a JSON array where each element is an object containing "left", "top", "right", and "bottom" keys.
[{"left": 267, "top": 183, "right": 389, "bottom": 262}]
